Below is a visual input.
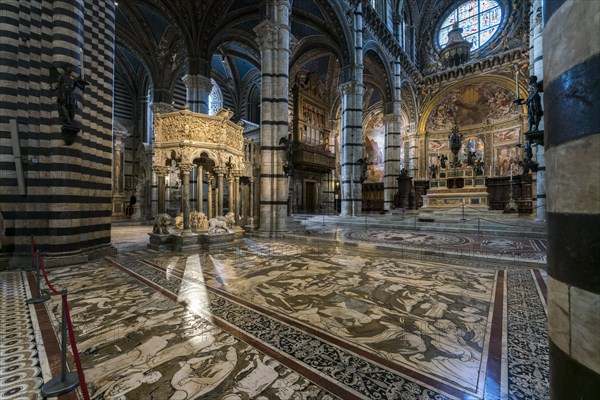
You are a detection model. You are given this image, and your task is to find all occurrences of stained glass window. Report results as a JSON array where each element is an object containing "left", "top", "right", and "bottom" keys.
[
  {"left": 208, "top": 79, "right": 222, "bottom": 116},
  {"left": 438, "top": 0, "right": 502, "bottom": 50}
]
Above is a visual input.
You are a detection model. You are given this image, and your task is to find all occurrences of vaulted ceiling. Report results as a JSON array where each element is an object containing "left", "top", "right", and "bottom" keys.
[{"left": 112, "top": 0, "right": 527, "bottom": 125}]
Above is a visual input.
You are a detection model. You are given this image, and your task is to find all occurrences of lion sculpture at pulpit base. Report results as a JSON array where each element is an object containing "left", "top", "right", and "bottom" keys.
[
  {"left": 208, "top": 212, "right": 235, "bottom": 235},
  {"left": 152, "top": 214, "right": 172, "bottom": 235}
]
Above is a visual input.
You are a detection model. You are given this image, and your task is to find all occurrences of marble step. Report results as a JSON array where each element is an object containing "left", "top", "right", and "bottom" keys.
[{"left": 293, "top": 215, "right": 546, "bottom": 238}]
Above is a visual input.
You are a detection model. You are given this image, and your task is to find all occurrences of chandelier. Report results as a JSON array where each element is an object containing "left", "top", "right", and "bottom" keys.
[{"left": 439, "top": 22, "right": 472, "bottom": 68}]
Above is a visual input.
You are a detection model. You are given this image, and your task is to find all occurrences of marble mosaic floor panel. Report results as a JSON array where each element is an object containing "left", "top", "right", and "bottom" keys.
[
  {"left": 17, "top": 233, "right": 549, "bottom": 400},
  {"left": 41, "top": 261, "right": 338, "bottom": 400},
  {"left": 125, "top": 239, "right": 548, "bottom": 399}
]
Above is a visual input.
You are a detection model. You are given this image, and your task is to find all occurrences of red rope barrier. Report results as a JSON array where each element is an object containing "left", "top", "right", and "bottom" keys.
[
  {"left": 62, "top": 294, "right": 91, "bottom": 400},
  {"left": 37, "top": 252, "right": 91, "bottom": 400},
  {"left": 38, "top": 253, "right": 61, "bottom": 296}
]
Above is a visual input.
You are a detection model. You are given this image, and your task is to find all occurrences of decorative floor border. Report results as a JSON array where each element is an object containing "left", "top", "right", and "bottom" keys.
[
  {"left": 0, "top": 272, "right": 44, "bottom": 399},
  {"left": 506, "top": 269, "right": 549, "bottom": 399}
]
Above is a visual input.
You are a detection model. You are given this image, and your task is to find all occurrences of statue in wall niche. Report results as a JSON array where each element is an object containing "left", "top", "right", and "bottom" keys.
[
  {"left": 152, "top": 214, "right": 172, "bottom": 235},
  {"left": 516, "top": 75, "right": 544, "bottom": 132}
]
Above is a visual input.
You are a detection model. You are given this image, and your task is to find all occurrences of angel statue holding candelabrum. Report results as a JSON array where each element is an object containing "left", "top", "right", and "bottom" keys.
[
  {"left": 514, "top": 75, "right": 543, "bottom": 173},
  {"left": 51, "top": 64, "right": 89, "bottom": 144},
  {"left": 515, "top": 75, "right": 543, "bottom": 132}
]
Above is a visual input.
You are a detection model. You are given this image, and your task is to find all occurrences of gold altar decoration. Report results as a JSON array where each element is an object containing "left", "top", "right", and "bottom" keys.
[{"left": 153, "top": 108, "right": 245, "bottom": 170}]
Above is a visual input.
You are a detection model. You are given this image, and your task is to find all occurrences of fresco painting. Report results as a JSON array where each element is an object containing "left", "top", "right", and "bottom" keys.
[
  {"left": 426, "top": 82, "right": 519, "bottom": 132},
  {"left": 363, "top": 110, "right": 385, "bottom": 183}
]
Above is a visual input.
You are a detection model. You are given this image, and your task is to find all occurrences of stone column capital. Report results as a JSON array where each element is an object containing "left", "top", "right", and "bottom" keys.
[
  {"left": 179, "top": 164, "right": 194, "bottom": 174},
  {"left": 153, "top": 165, "right": 170, "bottom": 177},
  {"left": 338, "top": 80, "right": 363, "bottom": 96},
  {"left": 254, "top": 19, "right": 278, "bottom": 49},
  {"left": 182, "top": 74, "right": 212, "bottom": 91},
  {"left": 382, "top": 113, "right": 399, "bottom": 123},
  {"left": 150, "top": 102, "right": 175, "bottom": 115},
  {"left": 213, "top": 166, "right": 226, "bottom": 176}
]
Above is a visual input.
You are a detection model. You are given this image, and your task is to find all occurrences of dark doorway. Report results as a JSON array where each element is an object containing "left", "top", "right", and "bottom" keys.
[{"left": 304, "top": 180, "right": 316, "bottom": 213}]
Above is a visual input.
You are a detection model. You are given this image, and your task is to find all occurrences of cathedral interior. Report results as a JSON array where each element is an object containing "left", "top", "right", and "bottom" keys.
[{"left": 0, "top": 0, "right": 598, "bottom": 399}]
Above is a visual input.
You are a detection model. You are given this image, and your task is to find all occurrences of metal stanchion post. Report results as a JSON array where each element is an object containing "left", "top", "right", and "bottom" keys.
[
  {"left": 41, "top": 289, "right": 79, "bottom": 397},
  {"left": 461, "top": 203, "right": 466, "bottom": 222},
  {"left": 25, "top": 236, "right": 36, "bottom": 272},
  {"left": 26, "top": 250, "right": 50, "bottom": 304}
]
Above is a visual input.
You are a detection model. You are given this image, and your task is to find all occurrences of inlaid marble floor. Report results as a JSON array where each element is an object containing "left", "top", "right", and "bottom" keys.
[{"left": 6, "top": 226, "right": 549, "bottom": 399}]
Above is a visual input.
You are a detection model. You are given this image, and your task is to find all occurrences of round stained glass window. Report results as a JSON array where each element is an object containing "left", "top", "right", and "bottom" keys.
[{"left": 438, "top": 0, "right": 503, "bottom": 51}]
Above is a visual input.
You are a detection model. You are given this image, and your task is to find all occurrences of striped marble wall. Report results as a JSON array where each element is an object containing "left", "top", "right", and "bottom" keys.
[
  {"left": 544, "top": 0, "right": 600, "bottom": 396},
  {"left": 0, "top": 0, "right": 115, "bottom": 264}
]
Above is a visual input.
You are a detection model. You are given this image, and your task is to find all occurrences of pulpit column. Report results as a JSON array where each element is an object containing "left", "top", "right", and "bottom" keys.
[
  {"left": 227, "top": 172, "right": 234, "bottom": 214},
  {"left": 206, "top": 172, "right": 214, "bottom": 219},
  {"left": 248, "top": 177, "right": 255, "bottom": 228},
  {"left": 179, "top": 164, "right": 193, "bottom": 234},
  {"left": 215, "top": 167, "right": 225, "bottom": 217},
  {"left": 153, "top": 166, "right": 169, "bottom": 214},
  {"left": 234, "top": 171, "right": 241, "bottom": 224},
  {"left": 197, "top": 165, "right": 203, "bottom": 213}
]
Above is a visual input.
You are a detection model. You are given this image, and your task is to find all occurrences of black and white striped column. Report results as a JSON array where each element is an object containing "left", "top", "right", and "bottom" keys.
[
  {"left": 544, "top": 0, "right": 600, "bottom": 397},
  {"left": 530, "top": 0, "right": 546, "bottom": 222},
  {"left": 383, "top": 58, "right": 402, "bottom": 211},
  {"left": 0, "top": 0, "right": 115, "bottom": 262},
  {"left": 408, "top": 133, "right": 419, "bottom": 178},
  {"left": 254, "top": 0, "right": 290, "bottom": 235},
  {"left": 339, "top": 81, "right": 364, "bottom": 216},
  {"left": 182, "top": 74, "right": 212, "bottom": 114},
  {"left": 339, "top": 2, "right": 364, "bottom": 216}
]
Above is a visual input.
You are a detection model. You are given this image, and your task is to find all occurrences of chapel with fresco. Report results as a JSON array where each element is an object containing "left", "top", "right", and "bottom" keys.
[{"left": 1, "top": 0, "right": 598, "bottom": 399}]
